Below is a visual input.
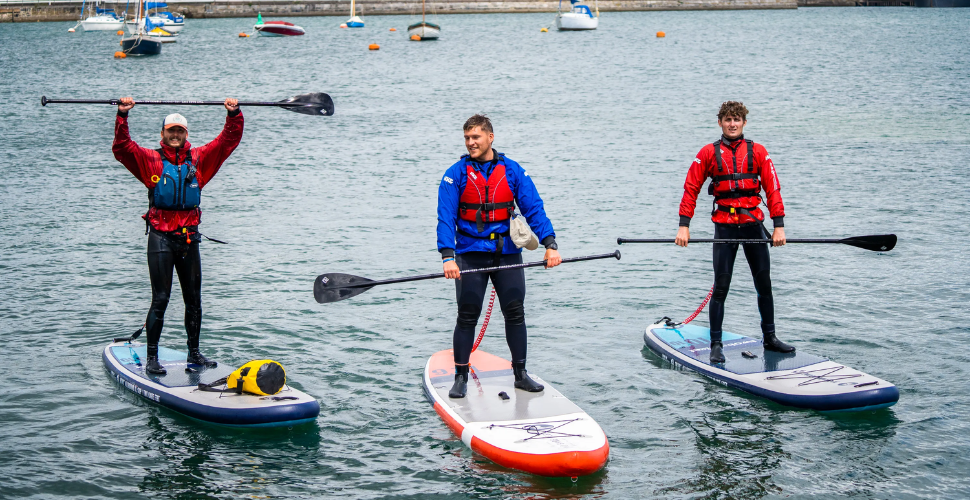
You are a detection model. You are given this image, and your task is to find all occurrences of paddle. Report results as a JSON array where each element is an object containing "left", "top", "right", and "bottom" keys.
[
  {"left": 314, "top": 250, "right": 622, "bottom": 304},
  {"left": 616, "top": 234, "right": 897, "bottom": 252},
  {"left": 40, "top": 93, "right": 335, "bottom": 116}
]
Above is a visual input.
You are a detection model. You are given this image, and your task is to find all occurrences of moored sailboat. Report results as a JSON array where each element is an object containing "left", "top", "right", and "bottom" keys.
[
  {"left": 120, "top": 0, "right": 162, "bottom": 55},
  {"left": 346, "top": 0, "right": 364, "bottom": 28},
  {"left": 556, "top": 0, "right": 599, "bottom": 31},
  {"left": 407, "top": 0, "right": 439, "bottom": 40}
]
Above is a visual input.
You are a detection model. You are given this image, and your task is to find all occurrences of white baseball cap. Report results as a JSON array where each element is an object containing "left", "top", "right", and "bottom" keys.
[{"left": 162, "top": 113, "right": 188, "bottom": 131}]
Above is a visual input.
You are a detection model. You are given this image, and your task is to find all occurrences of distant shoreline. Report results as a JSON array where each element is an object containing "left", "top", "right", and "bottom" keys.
[{"left": 3, "top": 0, "right": 864, "bottom": 24}]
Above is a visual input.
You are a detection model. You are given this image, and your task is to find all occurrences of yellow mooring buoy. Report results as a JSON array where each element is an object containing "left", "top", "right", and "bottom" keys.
[{"left": 540, "top": 27, "right": 548, "bottom": 32}]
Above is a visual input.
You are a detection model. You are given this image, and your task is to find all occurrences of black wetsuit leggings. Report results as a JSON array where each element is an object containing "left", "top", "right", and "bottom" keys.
[
  {"left": 145, "top": 229, "right": 202, "bottom": 349},
  {"left": 453, "top": 252, "right": 527, "bottom": 365},
  {"left": 710, "top": 223, "right": 774, "bottom": 341}
]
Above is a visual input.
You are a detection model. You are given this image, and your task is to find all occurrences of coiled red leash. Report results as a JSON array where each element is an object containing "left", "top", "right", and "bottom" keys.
[
  {"left": 677, "top": 284, "right": 714, "bottom": 326},
  {"left": 471, "top": 287, "right": 497, "bottom": 352}
]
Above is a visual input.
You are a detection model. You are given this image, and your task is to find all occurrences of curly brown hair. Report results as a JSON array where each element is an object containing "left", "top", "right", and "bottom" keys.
[
  {"left": 717, "top": 101, "right": 749, "bottom": 121},
  {"left": 463, "top": 114, "right": 493, "bottom": 134}
]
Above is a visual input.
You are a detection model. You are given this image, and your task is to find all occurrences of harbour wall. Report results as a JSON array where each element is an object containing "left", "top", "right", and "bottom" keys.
[{"left": 2, "top": 0, "right": 864, "bottom": 23}]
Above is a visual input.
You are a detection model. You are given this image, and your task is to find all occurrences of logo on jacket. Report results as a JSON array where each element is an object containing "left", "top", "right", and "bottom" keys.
[
  {"left": 468, "top": 171, "right": 477, "bottom": 180},
  {"left": 321, "top": 276, "right": 329, "bottom": 284},
  {"left": 694, "top": 158, "right": 701, "bottom": 164},
  {"left": 443, "top": 176, "right": 453, "bottom": 184}
]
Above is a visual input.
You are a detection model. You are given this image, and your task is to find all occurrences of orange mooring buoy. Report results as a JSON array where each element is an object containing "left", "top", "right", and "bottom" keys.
[
  {"left": 239, "top": 32, "right": 249, "bottom": 37},
  {"left": 389, "top": 27, "right": 396, "bottom": 31},
  {"left": 117, "top": 30, "right": 124, "bottom": 35},
  {"left": 410, "top": 34, "right": 420, "bottom": 41},
  {"left": 368, "top": 43, "right": 380, "bottom": 50},
  {"left": 657, "top": 31, "right": 666, "bottom": 38},
  {"left": 114, "top": 51, "right": 127, "bottom": 59},
  {"left": 340, "top": 23, "right": 348, "bottom": 28}
]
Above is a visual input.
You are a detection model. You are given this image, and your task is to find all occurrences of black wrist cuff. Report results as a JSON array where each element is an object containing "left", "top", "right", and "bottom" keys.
[
  {"left": 228, "top": 108, "right": 241, "bottom": 117},
  {"left": 118, "top": 110, "right": 129, "bottom": 118},
  {"left": 772, "top": 216, "right": 784, "bottom": 228},
  {"left": 541, "top": 236, "right": 557, "bottom": 250},
  {"left": 679, "top": 215, "right": 691, "bottom": 227},
  {"left": 440, "top": 249, "right": 455, "bottom": 259}
]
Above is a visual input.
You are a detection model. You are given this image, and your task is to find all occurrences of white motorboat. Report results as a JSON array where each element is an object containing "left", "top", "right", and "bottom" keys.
[
  {"left": 81, "top": 10, "right": 124, "bottom": 31},
  {"left": 556, "top": 0, "right": 599, "bottom": 31}
]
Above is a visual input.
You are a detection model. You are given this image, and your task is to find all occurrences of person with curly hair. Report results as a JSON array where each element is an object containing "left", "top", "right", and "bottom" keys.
[{"left": 675, "top": 101, "right": 795, "bottom": 364}]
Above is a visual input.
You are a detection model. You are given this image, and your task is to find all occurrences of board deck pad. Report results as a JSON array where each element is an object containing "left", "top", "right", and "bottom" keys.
[
  {"left": 651, "top": 324, "right": 827, "bottom": 374},
  {"left": 644, "top": 321, "right": 899, "bottom": 411},
  {"left": 110, "top": 345, "right": 233, "bottom": 388},
  {"left": 423, "top": 349, "right": 609, "bottom": 477}
]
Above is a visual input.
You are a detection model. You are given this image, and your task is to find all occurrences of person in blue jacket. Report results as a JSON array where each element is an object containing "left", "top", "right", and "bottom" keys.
[{"left": 437, "top": 114, "right": 562, "bottom": 399}]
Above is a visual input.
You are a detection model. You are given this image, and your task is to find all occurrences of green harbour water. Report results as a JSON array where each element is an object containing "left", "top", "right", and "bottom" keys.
[{"left": 1, "top": 8, "right": 969, "bottom": 499}]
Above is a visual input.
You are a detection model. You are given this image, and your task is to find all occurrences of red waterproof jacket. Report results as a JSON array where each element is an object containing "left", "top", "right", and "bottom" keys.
[
  {"left": 678, "top": 136, "right": 785, "bottom": 226},
  {"left": 112, "top": 111, "right": 244, "bottom": 232}
]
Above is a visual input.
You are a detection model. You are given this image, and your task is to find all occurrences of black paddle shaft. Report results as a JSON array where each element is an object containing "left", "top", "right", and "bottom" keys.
[
  {"left": 616, "top": 234, "right": 897, "bottom": 252},
  {"left": 41, "top": 93, "right": 335, "bottom": 116},
  {"left": 314, "top": 251, "right": 621, "bottom": 304}
]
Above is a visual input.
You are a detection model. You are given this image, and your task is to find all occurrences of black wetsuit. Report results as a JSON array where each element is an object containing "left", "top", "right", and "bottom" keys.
[
  {"left": 453, "top": 252, "right": 528, "bottom": 365},
  {"left": 144, "top": 228, "right": 202, "bottom": 350},
  {"left": 709, "top": 223, "right": 774, "bottom": 342}
]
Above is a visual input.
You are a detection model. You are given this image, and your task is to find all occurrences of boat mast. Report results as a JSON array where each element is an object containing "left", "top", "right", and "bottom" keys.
[
  {"left": 350, "top": 0, "right": 356, "bottom": 17},
  {"left": 422, "top": 0, "right": 426, "bottom": 22}
]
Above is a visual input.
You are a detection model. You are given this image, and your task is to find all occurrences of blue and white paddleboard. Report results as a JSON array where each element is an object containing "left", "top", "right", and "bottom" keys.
[
  {"left": 103, "top": 341, "right": 320, "bottom": 427},
  {"left": 644, "top": 321, "right": 899, "bottom": 412}
]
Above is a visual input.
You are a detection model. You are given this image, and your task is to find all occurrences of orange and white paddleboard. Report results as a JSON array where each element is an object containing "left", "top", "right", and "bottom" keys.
[{"left": 422, "top": 349, "right": 609, "bottom": 477}]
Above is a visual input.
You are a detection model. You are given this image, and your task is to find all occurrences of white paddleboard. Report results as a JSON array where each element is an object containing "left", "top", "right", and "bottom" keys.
[
  {"left": 423, "top": 348, "right": 609, "bottom": 477},
  {"left": 103, "top": 341, "right": 320, "bottom": 427},
  {"left": 644, "top": 320, "right": 899, "bottom": 411}
]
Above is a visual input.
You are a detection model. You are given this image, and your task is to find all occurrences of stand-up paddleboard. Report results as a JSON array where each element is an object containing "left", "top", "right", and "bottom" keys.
[
  {"left": 423, "top": 349, "right": 609, "bottom": 477},
  {"left": 103, "top": 341, "right": 320, "bottom": 427},
  {"left": 644, "top": 319, "right": 899, "bottom": 412}
]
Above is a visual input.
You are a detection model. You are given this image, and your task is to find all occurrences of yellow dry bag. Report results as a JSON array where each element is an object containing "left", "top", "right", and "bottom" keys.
[{"left": 226, "top": 360, "right": 287, "bottom": 396}]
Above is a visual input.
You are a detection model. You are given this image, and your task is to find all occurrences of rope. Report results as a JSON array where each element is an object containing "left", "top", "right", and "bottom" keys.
[
  {"left": 674, "top": 284, "right": 714, "bottom": 327},
  {"left": 471, "top": 287, "right": 496, "bottom": 352}
]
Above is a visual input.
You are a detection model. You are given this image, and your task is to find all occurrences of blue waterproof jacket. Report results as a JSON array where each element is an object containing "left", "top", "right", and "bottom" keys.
[{"left": 437, "top": 152, "right": 555, "bottom": 257}]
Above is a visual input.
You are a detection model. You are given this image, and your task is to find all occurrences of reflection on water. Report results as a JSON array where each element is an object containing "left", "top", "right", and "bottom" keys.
[
  {"left": 138, "top": 412, "right": 321, "bottom": 498},
  {"left": 676, "top": 405, "right": 788, "bottom": 499}
]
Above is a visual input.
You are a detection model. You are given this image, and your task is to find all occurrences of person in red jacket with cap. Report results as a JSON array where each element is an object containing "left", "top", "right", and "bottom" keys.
[
  {"left": 113, "top": 96, "right": 243, "bottom": 375},
  {"left": 676, "top": 101, "right": 795, "bottom": 364}
]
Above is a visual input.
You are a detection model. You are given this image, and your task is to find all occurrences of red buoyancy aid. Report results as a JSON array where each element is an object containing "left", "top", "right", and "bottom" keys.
[
  {"left": 709, "top": 139, "right": 764, "bottom": 223},
  {"left": 459, "top": 161, "right": 515, "bottom": 232}
]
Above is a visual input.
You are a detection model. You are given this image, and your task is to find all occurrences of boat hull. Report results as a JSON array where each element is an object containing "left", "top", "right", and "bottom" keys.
[
  {"left": 557, "top": 12, "right": 598, "bottom": 31},
  {"left": 81, "top": 16, "right": 124, "bottom": 31},
  {"left": 120, "top": 37, "right": 162, "bottom": 55},
  {"left": 347, "top": 16, "right": 364, "bottom": 28},
  {"left": 255, "top": 25, "right": 306, "bottom": 36},
  {"left": 407, "top": 22, "right": 440, "bottom": 40}
]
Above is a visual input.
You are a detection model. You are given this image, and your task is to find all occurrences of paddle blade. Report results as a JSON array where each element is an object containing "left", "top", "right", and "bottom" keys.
[
  {"left": 278, "top": 93, "right": 334, "bottom": 116},
  {"left": 314, "top": 273, "right": 374, "bottom": 303},
  {"left": 841, "top": 234, "right": 897, "bottom": 252}
]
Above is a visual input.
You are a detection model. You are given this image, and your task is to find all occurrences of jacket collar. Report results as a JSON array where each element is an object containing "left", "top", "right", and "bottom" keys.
[
  {"left": 157, "top": 140, "right": 193, "bottom": 163},
  {"left": 720, "top": 134, "right": 745, "bottom": 148},
  {"left": 466, "top": 149, "right": 502, "bottom": 173}
]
